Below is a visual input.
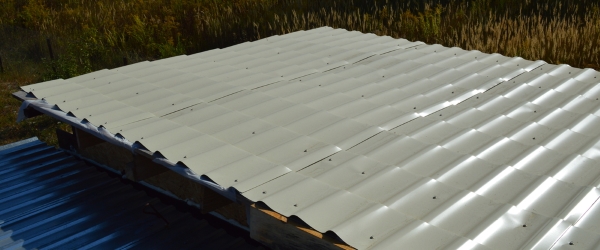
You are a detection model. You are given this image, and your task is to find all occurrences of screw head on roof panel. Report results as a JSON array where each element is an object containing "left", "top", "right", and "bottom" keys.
[
  {"left": 534, "top": 111, "right": 536, "bottom": 113},
  {"left": 569, "top": 242, "right": 574, "bottom": 245},
  {"left": 533, "top": 137, "right": 535, "bottom": 140},
  {"left": 294, "top": 204, "right": 297, "bottom": 207},
  {"left": 234, "top": 179, "right": 237, "bottom": 182},
  {"left": 184, "top": 156, "right": 187, "bottom": 158},
  {"left": 304, "top": 149, "right": 307, "bottom": 152},
  {"left": 523, "top": 224, "right": 527, "bottom": 227},
  {"left": 252, "top": 131, "right": 255, "bottom": 134},
  {"left": 433, "top": 196, "right": 437, "bottom": 199},
  {"left": 370, "top": 236, "right": 374, "bottom": 239},
  {"left": 262, "top": 191, "right": 266, "bottom": 194},
  {"left": 361, "top": 172, "right": 365, "bottom": 174},
  {"left": 329, "top": 158, "right": 332, "bottom": 161}
]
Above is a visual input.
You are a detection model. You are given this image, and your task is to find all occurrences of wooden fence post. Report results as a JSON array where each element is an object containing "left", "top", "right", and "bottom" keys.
[
  {"left": 46, "top": 38, "right": 56, "bottom": 73},
  {"left": 0, "top": 54, "right": 4, "bottom": 73}
]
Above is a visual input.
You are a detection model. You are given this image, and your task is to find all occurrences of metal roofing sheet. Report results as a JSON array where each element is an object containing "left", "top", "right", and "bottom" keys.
[
  {"left": 20, "top": 26, "right": 600, "bottom": 249},
  {"left": 0, "top": 138, "right": 262, "bottom": 250}
]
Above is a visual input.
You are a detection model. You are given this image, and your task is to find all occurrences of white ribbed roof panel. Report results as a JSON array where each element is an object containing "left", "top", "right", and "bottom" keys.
[{"left": 21, "top": 27, "right": 600, "bottom": 249}]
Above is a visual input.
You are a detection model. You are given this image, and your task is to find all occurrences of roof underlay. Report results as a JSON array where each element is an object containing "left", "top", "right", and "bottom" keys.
[{"left": 20, "top": 27, "right": 600, "bottom": 249}]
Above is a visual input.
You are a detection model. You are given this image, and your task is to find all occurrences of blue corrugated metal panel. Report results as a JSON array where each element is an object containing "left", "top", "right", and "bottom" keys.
[{"left": 0, "top": 138, "right": 263, "bottom": 250}]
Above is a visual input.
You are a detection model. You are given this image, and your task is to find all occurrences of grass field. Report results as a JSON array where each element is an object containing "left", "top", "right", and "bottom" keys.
[{"left": 1, "top": 0, "right": 600, "bottom": 145}]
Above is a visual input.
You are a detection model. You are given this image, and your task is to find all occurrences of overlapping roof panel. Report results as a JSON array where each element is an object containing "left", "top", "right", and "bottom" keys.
[{"left": 20, "top": 27, "right": 600, "bottom": 249}]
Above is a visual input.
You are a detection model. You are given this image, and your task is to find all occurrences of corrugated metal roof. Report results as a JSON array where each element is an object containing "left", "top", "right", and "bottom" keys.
[
  {"left": 0, "top": 138, "right": 262, "bottom": 250},
  {"left": 18, "top": 26, "right": 600, "bottom": 249}
]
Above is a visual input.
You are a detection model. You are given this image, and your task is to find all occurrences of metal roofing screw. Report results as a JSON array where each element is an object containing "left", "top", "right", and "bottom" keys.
[
  {"left": 329, "top": 158, "right": 332, "bottom": 161},
  {"left": 304, "top": 149, "right": 307, "bottom": 152},
  {"left": 141, "top": 137, "right": 143, "bottom": 139},
  {"left": 476, "top": 97, "right": 479, "bottom": 99},
  {"left": 362, "top": 95, "right": 364, "bottom": 97},
  {"left": 523, "top": 224, "right": 527, "bottom": 227},
  {"left": 294, "top": 204, "right": 297, "bottom": 207},
  {"left": 569, "top": 241, "right": 574, "bottom": 245},
  {"left": 361, "top": 171, "right": 365, "bottom": 174},
  {"left": 172, "top": 103, "right": 174, "bottom": 105},
  {"left": 262, "top": 191, "right": 266, "bottom": 194},
  {"left": 184, "top": 156, "right": 187, "bottom": 158},
  {"left": 539, "top": 86, "right": 541, "bottom": 88},
  {"left": 63, "top": 100, "right": 65, "bottom": 102},
  {"left": 252, "top": 131, "right": 255, "bottom": 134},
  {"left": 76, "top": 108, "right": 79, "bottom": 110},
  {"left": 439, "top": 114, "right": 442, "bottom": 116},
  {"left": 234, "top": 179, "right": 237, "bottom": 182},
  {"left": 136, "top": 92, "right": 138, "bottom": 94},
  {"left": 452, "top": 91, "right": 454, "bottom": 94},
  {"left": 517, "top": 64, "right": 519, "bottom": 66},
  {"left": 569, "top": 72, "right": 571, "bottom": 74},
  {"left": 433, "top": 196, "right": 437, "bottom": 199},
  {"left": 533, "top": 137, "right": 535, "bottom": 140},
  {"left": 534, "top": 110, "right": 537, "bottom": 113},
  {"left": 370, "top": 236, "right": 374, "bottom": 239}
]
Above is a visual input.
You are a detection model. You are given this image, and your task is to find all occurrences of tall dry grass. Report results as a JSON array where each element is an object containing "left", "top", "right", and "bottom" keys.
[
  {"left": 1, "top": 0, "right": 599, "bottom": 71},
  {"left": 1, "top": 0, "right": 600, "bottom": 145}
]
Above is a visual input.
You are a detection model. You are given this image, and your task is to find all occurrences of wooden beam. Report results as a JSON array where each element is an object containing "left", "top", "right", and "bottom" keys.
[
  {"left": 73, "top": 127, "right": 104, "bottom": 150},
  {"left": 126, "top": 148, "right": 169, "bottom": 182},
  {"left": 200, "top": 186, "right": 234, "bottom": 214},
  {"left": 249, "top": 203, "right": 355, "bottom": 250}
]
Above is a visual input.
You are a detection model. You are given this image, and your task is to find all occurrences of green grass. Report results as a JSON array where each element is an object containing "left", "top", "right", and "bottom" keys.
[{"left": 1, "top": 0, "right": 600, "bottom": 145}]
